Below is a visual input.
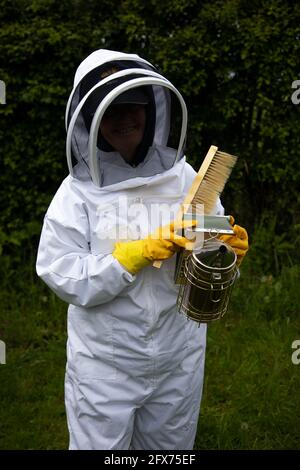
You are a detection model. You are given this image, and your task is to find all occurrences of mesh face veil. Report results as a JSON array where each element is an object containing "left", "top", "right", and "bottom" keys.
[{"left": 65, "top": 50, "right": 188, "bottom": 187}]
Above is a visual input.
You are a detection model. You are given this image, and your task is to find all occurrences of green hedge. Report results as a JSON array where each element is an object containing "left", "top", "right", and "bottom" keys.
[{"left": 1, "top": 0, "right": 299, "bottom": 266}]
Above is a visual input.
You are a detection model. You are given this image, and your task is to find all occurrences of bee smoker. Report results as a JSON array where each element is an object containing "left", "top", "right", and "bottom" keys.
[{"left": 176, "top": 238, "right": 238, "bottom": 323}]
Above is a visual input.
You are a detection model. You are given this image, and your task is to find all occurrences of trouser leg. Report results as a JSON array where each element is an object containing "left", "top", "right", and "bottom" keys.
[
  {"left": 131, "top": 342, "right": 206, "bottom": 450},
  {"left": 65, "top": 373, "right": 136, "bottom": 450}
]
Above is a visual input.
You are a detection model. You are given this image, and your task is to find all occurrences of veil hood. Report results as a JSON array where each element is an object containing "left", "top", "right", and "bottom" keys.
[{"left": 65, "top": 49, "right": 188, "bottom": 188}]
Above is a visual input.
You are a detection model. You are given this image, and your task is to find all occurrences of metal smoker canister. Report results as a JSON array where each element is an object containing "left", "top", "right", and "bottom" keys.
[{"left": 177, "top": 240, "right": 238, "bottom": 323}]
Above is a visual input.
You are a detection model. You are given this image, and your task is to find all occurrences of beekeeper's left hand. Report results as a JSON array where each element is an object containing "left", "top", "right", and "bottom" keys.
[{"left": 219, "top": 216, "right": 249, "bottom": 266}]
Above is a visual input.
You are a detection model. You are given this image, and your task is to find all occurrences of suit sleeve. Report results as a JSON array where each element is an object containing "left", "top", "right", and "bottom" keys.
[{"left": 36, "top": 181, "right": 135, "bottom": 308}]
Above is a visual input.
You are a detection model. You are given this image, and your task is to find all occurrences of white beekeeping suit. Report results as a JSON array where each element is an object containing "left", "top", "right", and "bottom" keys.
[{"left": 36, "top": 49, "right": 224, "bottom": 450}]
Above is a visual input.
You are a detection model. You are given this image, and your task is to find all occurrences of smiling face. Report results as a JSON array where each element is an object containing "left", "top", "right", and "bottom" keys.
[{"left": 100, "top": 103, "right": 146, "bottom": 163}]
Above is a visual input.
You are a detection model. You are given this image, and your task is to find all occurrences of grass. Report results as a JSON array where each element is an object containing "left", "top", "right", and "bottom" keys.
[
  {"left": 0, "top": 270, "right": 69, "bottom": 449},
  {"left": 0, "top": 256, "right": 299, "bottom": 450},
  {"left": 0, "top": 340, "right": 68, "bottom": 449},
  {"left": 196, "top": 262, "right": 300, "bottom": 449}
]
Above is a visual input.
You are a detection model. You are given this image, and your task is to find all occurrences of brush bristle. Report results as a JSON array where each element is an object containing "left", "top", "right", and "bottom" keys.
[{"left": 191, "top": 151, "right": 237, "bottom": 214}]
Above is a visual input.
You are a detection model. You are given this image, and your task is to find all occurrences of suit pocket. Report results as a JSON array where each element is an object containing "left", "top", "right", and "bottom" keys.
[{"left": 68, "top": 305, "right": 117, "bottom": 380}]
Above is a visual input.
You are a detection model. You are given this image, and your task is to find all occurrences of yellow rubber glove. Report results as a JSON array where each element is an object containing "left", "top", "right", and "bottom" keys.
[
  {"left": 219, "top": 216, "right": 249, "bottom": 266},
  {"left": 113, "top": 219, "right": 196, "bottom": 274}
]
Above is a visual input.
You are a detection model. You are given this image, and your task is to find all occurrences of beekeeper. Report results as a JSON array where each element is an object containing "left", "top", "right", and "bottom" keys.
[{"left": 36, "top": 49, "right": 248, "bottom": 450}]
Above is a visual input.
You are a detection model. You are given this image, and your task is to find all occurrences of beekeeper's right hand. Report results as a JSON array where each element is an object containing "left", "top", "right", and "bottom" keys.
[{"left": 112, "top": 220, "right": 196, "bottom": 274}]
